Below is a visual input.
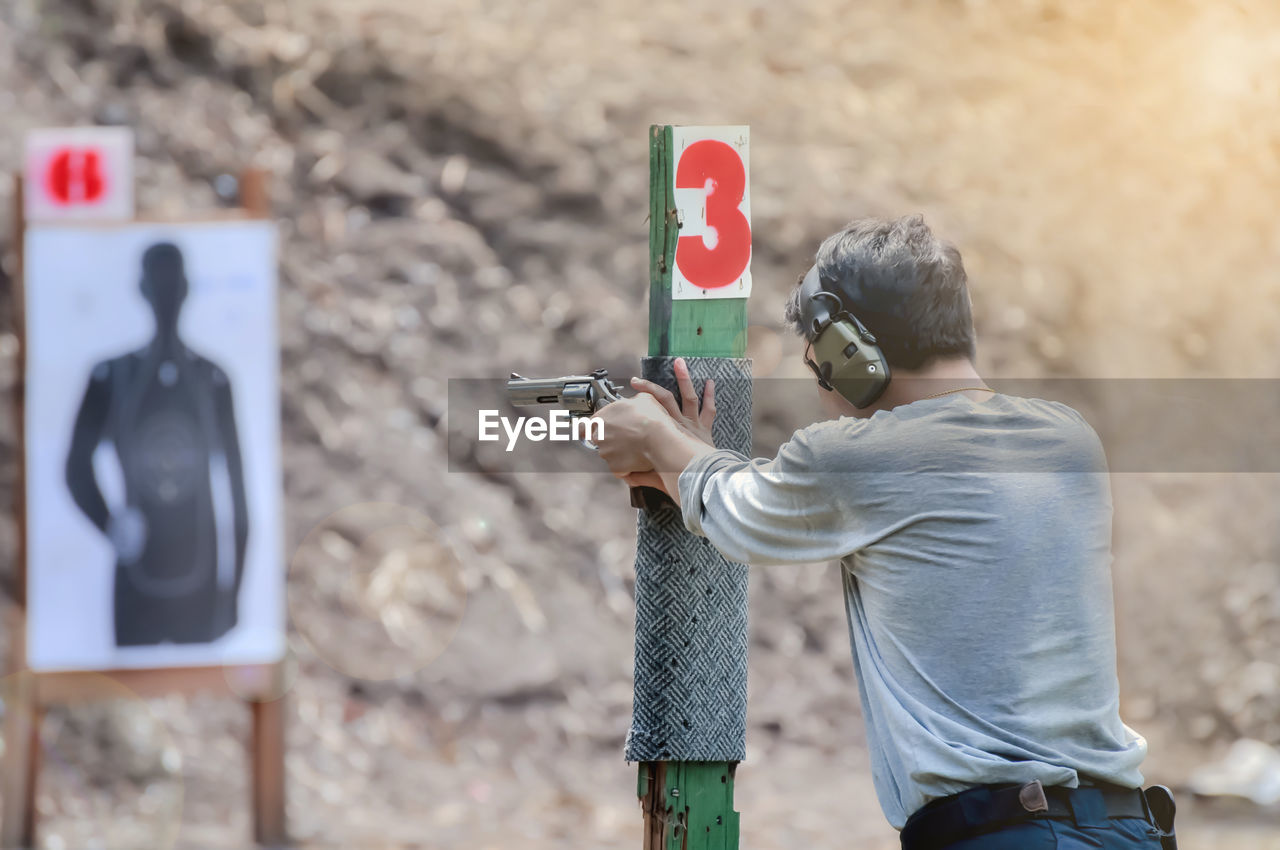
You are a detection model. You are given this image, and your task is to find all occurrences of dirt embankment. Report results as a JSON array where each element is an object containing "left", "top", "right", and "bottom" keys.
[{"left": 0, "top": 0, "right": 1277, "bottom": 846}]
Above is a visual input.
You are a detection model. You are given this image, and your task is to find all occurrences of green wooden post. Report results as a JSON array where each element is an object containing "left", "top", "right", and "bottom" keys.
[{"left": 638, "top": 124, "right": 746, "bottom": 850}]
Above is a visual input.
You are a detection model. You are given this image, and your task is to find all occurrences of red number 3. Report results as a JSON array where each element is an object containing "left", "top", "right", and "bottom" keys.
[{"left": 675, "top": 140, "right": 751, "bottom": 290}]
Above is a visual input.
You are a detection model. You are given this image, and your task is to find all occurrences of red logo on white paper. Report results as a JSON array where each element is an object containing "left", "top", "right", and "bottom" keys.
[
  {"left": 25, "top": 128, "right": 134, "bottom": 222},
  {"left": 44, "top": 147, "right": 108, "bottom": 207}
]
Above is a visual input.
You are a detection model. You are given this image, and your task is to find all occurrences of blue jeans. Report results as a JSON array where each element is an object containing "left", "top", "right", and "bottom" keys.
[{"left": 940, "top": 817, "right": 1164, "bottom": 849}]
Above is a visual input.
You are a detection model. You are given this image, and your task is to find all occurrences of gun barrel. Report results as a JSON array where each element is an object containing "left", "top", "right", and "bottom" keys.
[
  {"left": 507, "top": 376, "right": 602, "bottom": 414},
  {"left": 506, "top": 378, "right": 571, "bottom": 407},
  {"left": 506, "top": 371, "right": 622, "bottom": 414}
]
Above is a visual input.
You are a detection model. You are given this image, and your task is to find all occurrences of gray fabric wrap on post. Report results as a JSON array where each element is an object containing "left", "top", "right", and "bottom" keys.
[{"left": 625, "top": 356, "right": 752, "bottom": 762}]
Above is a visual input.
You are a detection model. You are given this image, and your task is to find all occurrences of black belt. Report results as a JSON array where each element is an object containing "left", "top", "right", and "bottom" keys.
[{"left": 900, "top": 780, "right": 1159, "bottom": 850}]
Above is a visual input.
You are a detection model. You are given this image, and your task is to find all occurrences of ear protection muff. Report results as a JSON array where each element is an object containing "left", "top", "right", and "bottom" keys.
[{"left": 798, "top": 264, "right": 890, "bottom": 408}]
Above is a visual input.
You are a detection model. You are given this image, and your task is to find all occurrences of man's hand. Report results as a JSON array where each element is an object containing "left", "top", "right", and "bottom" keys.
[
  {"left": 595, "top": 358, "right": 720, "bottom": 506},
  {"left": 594, "top": 392, "right": 676, "bottom": 478},
  {"left": 629, "top": 357, "right": 717, "bottom": 447}
]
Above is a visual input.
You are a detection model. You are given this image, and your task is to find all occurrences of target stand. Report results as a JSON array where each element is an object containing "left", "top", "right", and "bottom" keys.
[{"left": 0, "top": 170, "right": 288, "bottom": 849}]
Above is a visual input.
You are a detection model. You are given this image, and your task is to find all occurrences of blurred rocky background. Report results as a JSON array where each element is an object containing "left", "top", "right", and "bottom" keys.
[{"left": 0, "top": 0, "right": 1279, "bottom": 847}]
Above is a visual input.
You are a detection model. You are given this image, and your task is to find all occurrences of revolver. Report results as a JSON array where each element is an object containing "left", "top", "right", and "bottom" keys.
[
  {"left": 506, "top": 369, "right": 624, "bottom": 445},
  {"left": 506, "top": 369, "right": 672, "bottom": 511}
]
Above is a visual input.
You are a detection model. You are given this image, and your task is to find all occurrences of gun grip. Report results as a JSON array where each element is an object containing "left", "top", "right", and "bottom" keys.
[{"left": 630, "top": 486, "right": 675, "bottom": 512}]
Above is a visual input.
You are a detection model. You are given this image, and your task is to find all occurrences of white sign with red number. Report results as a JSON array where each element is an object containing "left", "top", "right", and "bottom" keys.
[
  {"left": 25, "top": 128, "right": 135, "bottom": 223},
  {"left": 671, "top": 125, "right": 751, "bottom": 301}
]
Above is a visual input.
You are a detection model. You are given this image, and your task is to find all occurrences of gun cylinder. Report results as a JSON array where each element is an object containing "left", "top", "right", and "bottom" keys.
[
  {"left": 507, "top": 377, "right": 598, "bottom": 413},
  {"left": 506, "top": 372, "right": 620, "bottom": 414},
  {"left": 559, "top": 384, "right": 595, "bottom": 413}
]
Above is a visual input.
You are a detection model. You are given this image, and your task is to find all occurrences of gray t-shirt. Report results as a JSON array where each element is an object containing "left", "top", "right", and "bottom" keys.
[{"left": 678, "top": 393, "right": 1147, "bottom": 829}]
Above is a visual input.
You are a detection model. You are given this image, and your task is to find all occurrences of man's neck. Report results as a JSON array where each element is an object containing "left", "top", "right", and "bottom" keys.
[{"left": 864, "top": 358, "right": 989, "bottom": 415}]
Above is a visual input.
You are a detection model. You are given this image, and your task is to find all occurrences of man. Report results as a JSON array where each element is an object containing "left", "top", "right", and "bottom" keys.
[
  {"left": 595, "top": 216, "right": 1173, "bottom": 849},
  {"left": 66, "top": 242, "right": 250, "bottom": 647}
]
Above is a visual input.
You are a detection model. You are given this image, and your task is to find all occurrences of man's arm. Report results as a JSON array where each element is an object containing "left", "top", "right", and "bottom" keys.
[
  {"left": 670, "top": 429, "right": 867, "bottom": 566},
  {"left": 637, "top": 415, "right": 718, "bottom": 507},
  {"left": 595, "top": 360, "right": 872, "bottom": 566}
]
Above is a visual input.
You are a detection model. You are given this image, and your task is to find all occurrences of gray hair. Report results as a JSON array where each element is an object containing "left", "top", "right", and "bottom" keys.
[{"left": 785, "top": 215, "right": 976, "bottom": 370}]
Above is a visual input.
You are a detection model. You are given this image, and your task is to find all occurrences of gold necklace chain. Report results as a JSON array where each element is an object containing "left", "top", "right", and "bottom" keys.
[{"left": 922, "top": 386, "right": 996, "bottom": 400}]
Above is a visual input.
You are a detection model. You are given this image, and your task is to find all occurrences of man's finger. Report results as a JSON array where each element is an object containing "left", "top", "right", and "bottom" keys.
[
  {"left": 673, "top": 357, "right": 699, "bottom": 419},
  {"left": 624, "top": 470, "right": 668, "bottom": 493},
  {"left": 700, "top": 378, "right": 717, "bottom": 430},
  {"left": 603, "top": 451, "right": 649, "bottom": 478},
  {"left": 630, "top": 377, "right": 682, "bottom": 420}
]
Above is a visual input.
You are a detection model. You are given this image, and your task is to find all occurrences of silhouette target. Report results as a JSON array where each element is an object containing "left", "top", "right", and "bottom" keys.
[{"left": 64, "top": 243, "right": 249, "bottom": 647}]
